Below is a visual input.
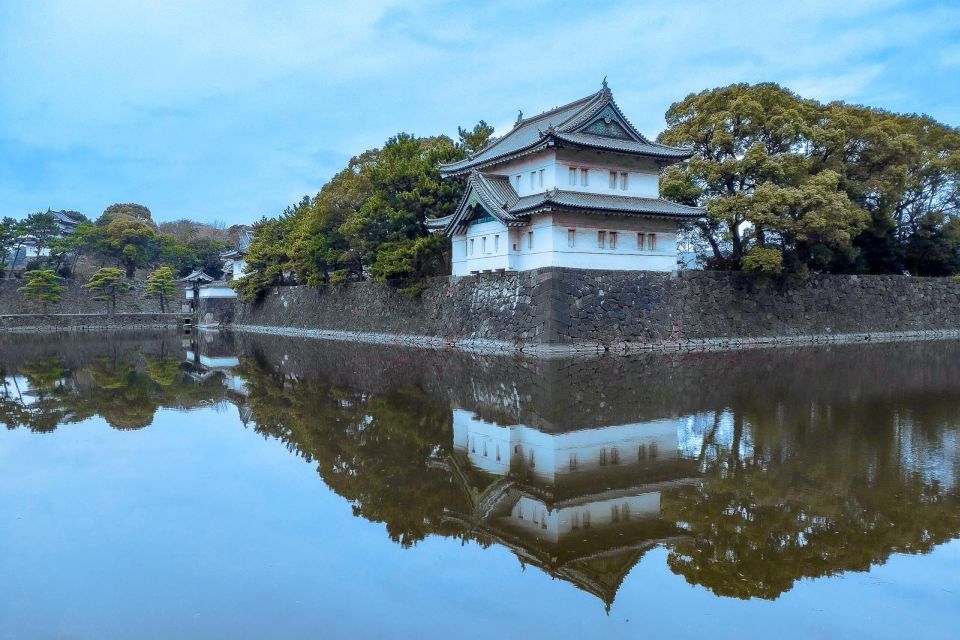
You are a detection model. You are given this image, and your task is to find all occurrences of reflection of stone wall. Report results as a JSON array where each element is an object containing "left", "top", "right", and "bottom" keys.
[
  {"left": 232, "top": 268, "right": 960, "bottom": 350},
  {"left": 232, "top": 333, "right": 960, "bottom": 432}
]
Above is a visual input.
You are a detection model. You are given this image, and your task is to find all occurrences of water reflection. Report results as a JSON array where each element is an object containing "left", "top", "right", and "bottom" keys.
[{"left": 2, "top": 331, "right": 959, "bottom": 608}]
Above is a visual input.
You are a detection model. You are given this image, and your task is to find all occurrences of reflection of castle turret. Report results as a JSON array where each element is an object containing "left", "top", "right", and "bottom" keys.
[{"left": 448, "top": 409, "right": 697, "bottom": 608}]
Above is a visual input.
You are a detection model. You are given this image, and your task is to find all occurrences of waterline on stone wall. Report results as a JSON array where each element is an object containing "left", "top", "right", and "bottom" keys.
[{"left": 229, "top": 323, "right": 960, "bottom": 357}]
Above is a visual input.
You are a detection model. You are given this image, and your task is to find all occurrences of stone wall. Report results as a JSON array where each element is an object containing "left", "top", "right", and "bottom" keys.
[
  {"left": 0, "top": 279, "right": 168, "bottom": 314},
  {"left": 0, "top": 313, "right": 183, "bottom": 333},
  {"left": 229, "top": 268, "right": 960, "bottom": 351}
]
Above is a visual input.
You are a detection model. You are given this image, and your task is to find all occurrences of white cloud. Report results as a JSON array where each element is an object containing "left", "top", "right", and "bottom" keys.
[{"left": 0, "top": 0, "right": 958, "bottom": 223}]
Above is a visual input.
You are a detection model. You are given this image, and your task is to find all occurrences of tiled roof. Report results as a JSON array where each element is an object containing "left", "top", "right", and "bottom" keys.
[
  {"left": 427, "top": 170, "right": 704, "bottom": 235},
  {"left": 440, "top": 85, "right": 691, "bottom": 176},
  {"left": 511, "top": 190, "right": 705, "bottom": 218},
  {"left": 551, "top": 132, "right": 692, "bottom": 158}
]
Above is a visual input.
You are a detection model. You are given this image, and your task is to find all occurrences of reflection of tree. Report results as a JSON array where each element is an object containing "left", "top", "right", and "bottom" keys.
[
  {"left": 0, "top": 347, "right": 228, "bottom": 432},
  {"left": 662, "top": 398, "right": 960, "bottom": 600},
  {"left": 236, "top": 358, "right": 469, "bottom": 546}
]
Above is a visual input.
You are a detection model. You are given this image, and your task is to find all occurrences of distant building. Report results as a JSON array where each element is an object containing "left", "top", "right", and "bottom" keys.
[
  {"left": 220, "top": 227, "right": 254, "bottom": 280},
  {"left": 49, "top": 210, "right": 85, "bottom": 235},
  {"left": 428, "top": 80, "right": 704, "bottom": 276}
]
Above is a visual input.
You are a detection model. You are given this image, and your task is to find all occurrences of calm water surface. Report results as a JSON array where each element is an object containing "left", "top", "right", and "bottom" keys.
[{"left": 1, "top": 331, "right": 959, "bottom": 639}]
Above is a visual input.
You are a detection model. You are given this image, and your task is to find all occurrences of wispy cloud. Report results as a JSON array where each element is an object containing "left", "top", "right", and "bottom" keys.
[{"left": 0, "top": 0, "right": 958, "bottom": 224}]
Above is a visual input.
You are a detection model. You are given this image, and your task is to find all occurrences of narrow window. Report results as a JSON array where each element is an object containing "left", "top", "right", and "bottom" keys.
[
  {"left": 464, "top": 240, "right": 469, "bottom": 258},
  {"left": 568, "top": 167, "right": 577, "bottom": 185},
  {"left": 648, "top": 233, "right": 657, "bottom": 250},
  {"left": 538, "top": 168, "right": 544, "bottom": 187},
  {"left": 580, "top": 168, "right": 589, "bottom": 186},
  {"left": 528, "top": 449, "right": 536, "bottom": 469},
  {"left": 599, "top": 448, "right": 608, "bottom": 466},
  {"left": 622, "top": 503, "right": 631, "bottom": 521},
  {"left": 638, "top": 443, "right": 647, "bottom": 461},
  {"left": 638, "top": 233, "right": 646, "bottom": 250},
  {"left": 482, "top": 236, "right": 487, "bottom": 253},
  {"left": 609, "top": 171, "right": 617, "bottom": 189},
  {"left": 527, "top": 231, "right": 533, "bottom": 249},
  {"left": 611, "top": 504, "right": 620, "bottom": 522},
  {"left": 649, "top": 442, "right": 659, "bottom": 459},
  {"left": 609, "top": 231, "right": 618, "bottom": 250},
  {"left": 567, "top": 229, "right": 576, "bottom": 248},
  {"left": 572, "top": 512, "right": 580, "bottom": 529},
  {"left": 470, "top": 437, "right": 475, "bottom": 453},
  {"left": 483, "top": 441, "right": 488, "bottom": 457},
  {"left": 517, "top": 505, "right": 523, "bottom": 520},
  {"left": 494, "top": 235, "right": 499, "bottom": 253},
  {"left": 515, "top": 175, "right": 521, "bottom": 189},
  {"left": 620, "top": 172, "right": 628, "bottom": 190},
  {"left": 597, "top": 230, "right": 606, "bottom": 249},
  {"left": 583, "top": 511, "right": 591, "bottom": 528},
  {"left": 611, "top": 446, "right": 620, "bottom": 465},
  {"left": 512, "top": 242, "right": 518, "bottom": 251},
  {"left": 496, "top": 443, "right": 501, "bottom": 462},
  {"left": 530, "top": 171, "right": 536, "bottom": 188},
  {"left": 469, "top": 238, "right": 475, "bottom": 256},
  {"left": 569, "top": 452, "right": 578, "bottom": 471}
]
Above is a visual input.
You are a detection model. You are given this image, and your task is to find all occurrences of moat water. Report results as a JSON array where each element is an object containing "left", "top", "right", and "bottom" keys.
[{"left": 1, "top": 331, "right": 959, "bottom": 639}]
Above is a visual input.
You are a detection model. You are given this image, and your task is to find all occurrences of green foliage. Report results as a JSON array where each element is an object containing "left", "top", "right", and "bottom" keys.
[
  {"left": 240, "top": 126, "right": 484, "bottom": 299},
  {"left": 0, "top": 216, "right": 16, "bottom": 274},
  {"left": 741, "top": 246, "right": 784, "bottom": 275},
  {"left": 230, "top": 216, "right": 295, "bottom": 302},
  {"left": 145, "top": 266, "right": 178, "bottom": 312},
  {"left": 83, "top": 267, "right": 132, "bottom": 314},
  {"left": 659, "top": 83, "right": 960, "bottom": 275},
  {"left": 457, "top": 120, "right": 495, "bottom": 153},
  {"left": 98, "top": 203, "right": 155, "bottom": 227},
  {"left": 18, "top": 270, "right": 65, "bottom": 310}
]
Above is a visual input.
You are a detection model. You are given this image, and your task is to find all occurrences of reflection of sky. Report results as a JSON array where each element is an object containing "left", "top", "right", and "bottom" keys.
[{"left": 1, "top": 406, "right": 959, "bottom": 640}]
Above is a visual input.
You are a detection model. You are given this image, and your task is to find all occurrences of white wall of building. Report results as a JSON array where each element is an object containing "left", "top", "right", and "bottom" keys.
[
  {"left": 490, "top": 149, "right": 661, "bottom": 200},
  {"left": 452, "top": 408, "right": 680, "bottom": 483},
  {"left": 453, "top": 213, "right": 679, "bottom": 275},
  {"left": 451, "top": 219, "right": 511, "bottom": 276},
  {"left": 505, "top": 491, "right": 662, "bottom": 543}
]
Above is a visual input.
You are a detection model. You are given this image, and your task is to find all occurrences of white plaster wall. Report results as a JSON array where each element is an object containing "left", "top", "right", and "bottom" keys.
[
  {"left": 452, "top": 409, "right": 681, "bottom": 484},
  {"left": 504, "top": 491, "right": 662, "bottom": 543},
  {"left": 198, "top": 286, "right": 237, "bottom": 299},
  {"left": 233, "top": 259, "right": 248, "bottom": 279},
  {"left": 553, "top": 151, "right": 659, "bottom": 198},
  {"left": 490, "top": 148, "right": 662, "bottom": 199},
  {"left": 493, "top": 151, "right": 557, "bottom": 197},
  {"left": 452, "top": 219, "right": 511, "bottom": 276},
  {"left": 509, "top": 212, "right": 679, "bottom": 272}
]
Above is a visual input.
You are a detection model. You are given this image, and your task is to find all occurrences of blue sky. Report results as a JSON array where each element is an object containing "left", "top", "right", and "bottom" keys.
[{"left": 1, "top": 0, "right": 958, "bottom": 226}]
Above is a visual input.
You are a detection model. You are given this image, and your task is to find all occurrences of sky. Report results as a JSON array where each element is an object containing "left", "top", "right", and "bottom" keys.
[{"left": 1, "top": 0, "right": 959, "bottom": 227}]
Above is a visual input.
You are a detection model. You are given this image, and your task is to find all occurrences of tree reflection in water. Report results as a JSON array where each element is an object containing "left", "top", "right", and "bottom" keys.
[{"left": 2, "top": 331, "right": 959, "bottom": 606}]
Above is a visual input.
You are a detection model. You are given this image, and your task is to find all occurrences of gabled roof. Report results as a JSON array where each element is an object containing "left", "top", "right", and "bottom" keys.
[
  {"left": 426, "top": 171, "right": 525, "bottom": 234},
  {"left": 180, "top": 269, "right": 215, "bottom": 283},
  {"left": 440, "top": 82, "right": 692, "bottom": 177},
  {"left": 427, "top": 171, "right": 705, "bottom": 236}
]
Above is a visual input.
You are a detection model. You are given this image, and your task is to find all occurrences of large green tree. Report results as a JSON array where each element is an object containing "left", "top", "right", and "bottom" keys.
[
  {"left": 660, "top": 83, "right": 960, "bottom": 275},
  {"left": 18, "top": 269, "right": 65, "bottom": 312},
  {"left": 145, "top": 266, "right": 178, "bottom": 312},
  {"left": 83, "top": 267, "right": 132, "bottom": 314}
]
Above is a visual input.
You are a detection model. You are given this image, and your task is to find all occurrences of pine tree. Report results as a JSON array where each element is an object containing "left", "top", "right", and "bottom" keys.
[
  {"left": 83, "top": 267, "right": 132, "bottom": 315},
  {"left": 18, "top": 270, "right": 65, "bottom": 312},
  {"left": 145, "top": 266, "right": 178, "bottom": 312}
]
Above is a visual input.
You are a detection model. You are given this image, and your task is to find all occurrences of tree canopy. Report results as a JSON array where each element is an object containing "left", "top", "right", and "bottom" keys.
[{"left": 660, "top": 83, "right": 960, "bottom": 275}]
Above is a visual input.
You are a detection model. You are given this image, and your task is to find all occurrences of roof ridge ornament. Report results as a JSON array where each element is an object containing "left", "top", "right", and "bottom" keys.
[
  {"left": 602, "top": 75, "right": 609, "bottom": 92},
  {"left": 516, "top": 109, "right": 523, "bottom": 125}
]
